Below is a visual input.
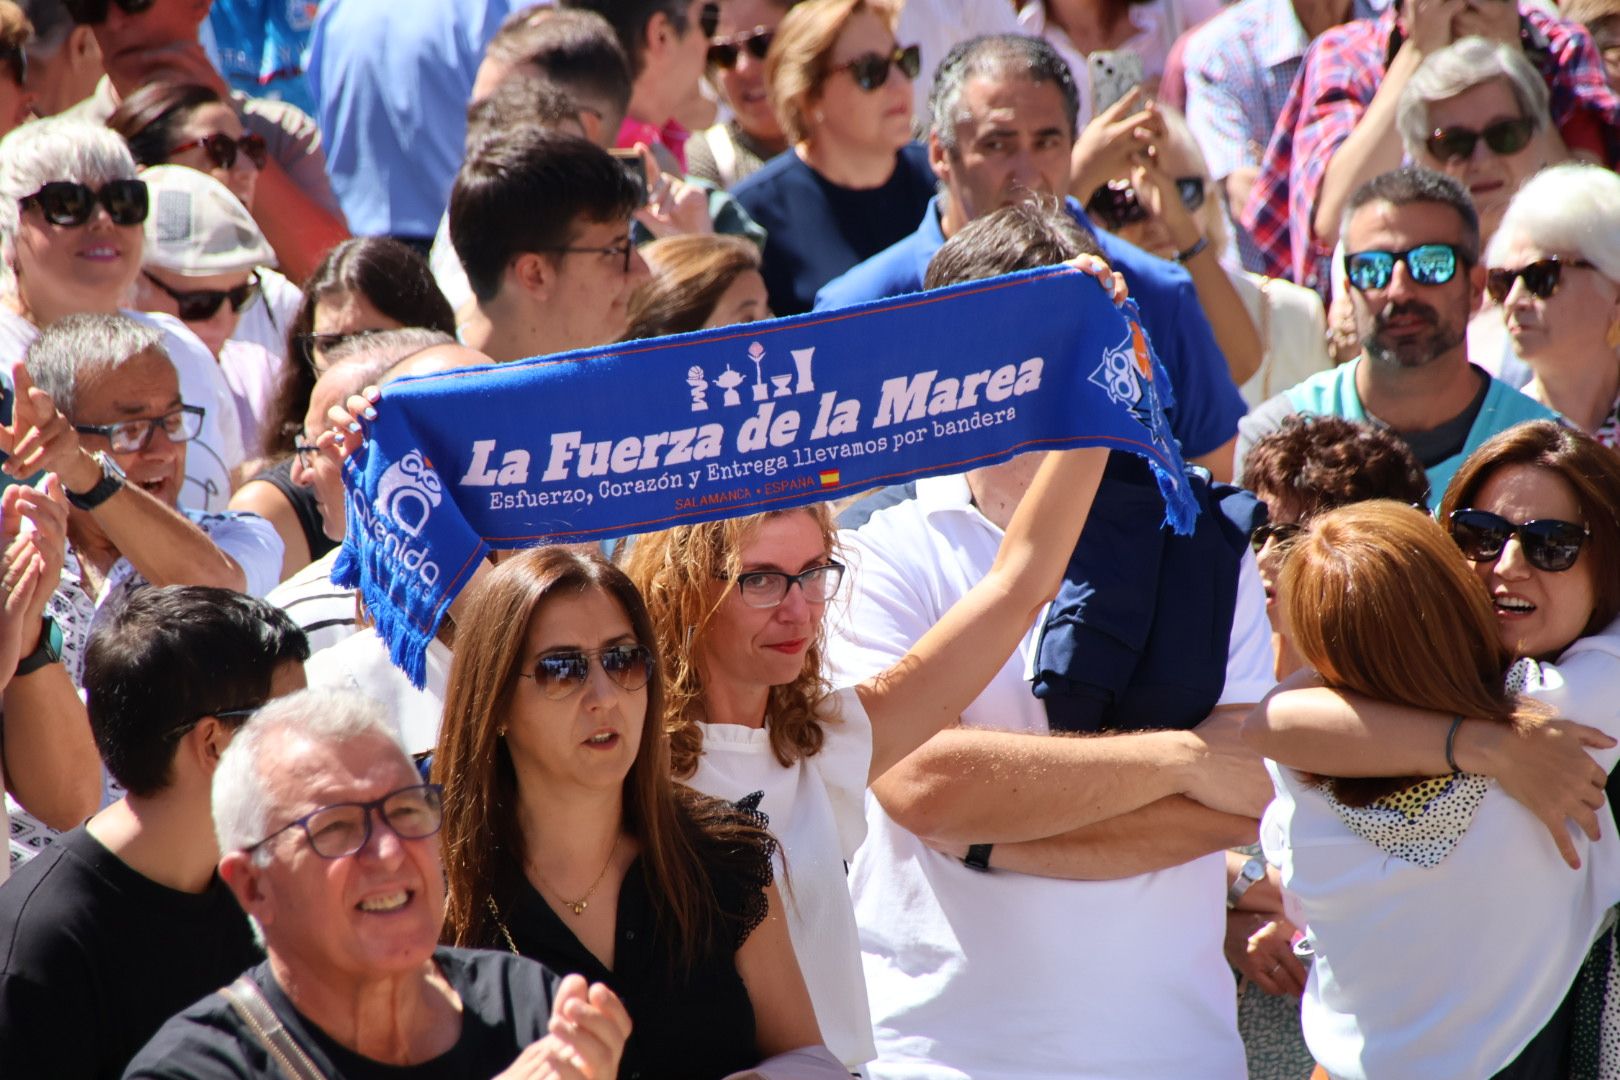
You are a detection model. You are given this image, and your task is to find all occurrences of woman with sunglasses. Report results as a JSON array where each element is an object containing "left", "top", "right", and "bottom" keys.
[
  {"left": 1482, "top": 164, "right": 1620, "bottom": 444},
  {"left": 1396, "top": 37, "right": 1559, "bottom": 257},
  {"left": 732, "top": 0, "right": 935, "bottom": 316},
  {"left": 435, "top": 547, "right": 844, "bottom": 1079},
  {"left": 0, "top": 117, "right": 243, "bottom": 511},
  {"left": 688, "top": 0, "right": 793, "bottom": 190},
  {"left": 1246, "top": 421, "right": 1620, "bottom": 1074}
]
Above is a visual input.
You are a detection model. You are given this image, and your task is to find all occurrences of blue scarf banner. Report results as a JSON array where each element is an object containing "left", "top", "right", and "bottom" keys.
[{"left": 334, "top": 265, "right": 1197, "bottom": 686}]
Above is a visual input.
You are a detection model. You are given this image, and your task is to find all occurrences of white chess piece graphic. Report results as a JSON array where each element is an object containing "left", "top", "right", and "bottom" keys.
[{"left": 792, "top": 347, "right": 816, "bottom": 393}]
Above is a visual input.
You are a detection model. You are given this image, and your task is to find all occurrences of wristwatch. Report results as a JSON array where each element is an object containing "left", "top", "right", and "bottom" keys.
[
  {"left": 14, "top": 614, "right": 61, "bottom": 676},
  {"left": 1226, "top": 856, "right": 1266, "bottom": 908},
  {"left": 962, "top": 844, "right": 993, "bottom": 872},
  {"left": 66, "top": 451, "right": 125, "bottom": 511}
]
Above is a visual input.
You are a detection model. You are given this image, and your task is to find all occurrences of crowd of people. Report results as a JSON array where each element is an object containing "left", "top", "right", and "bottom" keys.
[{"left": 0, "top": 0, "right": 1617, "bottom": 1077}]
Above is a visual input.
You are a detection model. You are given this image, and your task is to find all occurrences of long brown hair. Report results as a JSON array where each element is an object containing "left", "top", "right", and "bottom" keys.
[
  {"left": 622, "top": 507, "right": 837, "bottom": 779},
  {"left": 435, "top": 547, "right": 772, "bottom": 969},
  {"left": 624, "top": 234, "right": 763, "bottom": 341},
  {"left": 766, "top": 0, "right": 899, "bottom": 144},
  {"left": 1280, "top": 501, "right": 1547, "bottom": 805},
  {"left": 1440, "top": 420, "right": 1620, "bottom": 643}
]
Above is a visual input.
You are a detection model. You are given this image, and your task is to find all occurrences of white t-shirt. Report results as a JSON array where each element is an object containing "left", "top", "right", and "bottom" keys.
[
  {"left": 304, "top": 627, "right": 449, "bottom": 755},
  {"left": 685, "top": 687, "right": 877, "bottom": 1069},
  {"left": 268, "top": 547, "right": 361, "bottom": 656},
  {"left": 0, "top": 307, "right": 243, "bottom": 512},
  {"left": 429, "top": 210, "right": 475, "bottom": 334},
  {"left": 1261, "top": 619, "right": 1620, "bottom": 1080},
  {"left": 828, "top": 473, "right": 1272, "bottom": 1080},
  {"left": 231, "top": 267, "right": 301, "bottom": 364},
  {"left": 219, "top": 267, "right": 300, "bottom": 458}
]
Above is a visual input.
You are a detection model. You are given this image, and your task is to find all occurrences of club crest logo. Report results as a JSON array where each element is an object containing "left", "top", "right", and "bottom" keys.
[
  {"left": 374, "top": 451, "right": 444, "bottom": 538},
  {"left": 1089, "top": 322, "right": 1158, "bottom": 431}
]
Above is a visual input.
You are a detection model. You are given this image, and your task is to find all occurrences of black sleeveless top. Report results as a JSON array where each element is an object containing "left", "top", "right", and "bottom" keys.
[
  {"left": 251, "top": 458, "right": 338, "bottom": 564},
  {"left": 498, "top": 846, "right": 772, "bottom": 1080}
]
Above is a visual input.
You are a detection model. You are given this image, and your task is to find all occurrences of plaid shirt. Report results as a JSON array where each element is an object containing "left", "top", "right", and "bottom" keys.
[{"left": 1241, "top": 6, "right": 1620, "bottom": 292}]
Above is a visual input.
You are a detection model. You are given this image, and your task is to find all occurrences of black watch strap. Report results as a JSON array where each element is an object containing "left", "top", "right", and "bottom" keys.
[
  {"left": 962, "top": 843, "right": 993, "bottom": 872},
  {"left": 66, "top": 452, "right": 124, "bottom": 511},
  {"left": 14, "top": 615, "right": 61, "bottom": 676}
]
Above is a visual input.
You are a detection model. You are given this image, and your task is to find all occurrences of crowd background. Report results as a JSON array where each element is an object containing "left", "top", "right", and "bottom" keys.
[{"left": 0, "top": 0, "right": 1618, "bottom": 1077}]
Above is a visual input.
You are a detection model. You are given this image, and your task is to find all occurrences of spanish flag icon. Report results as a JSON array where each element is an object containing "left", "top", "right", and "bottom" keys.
[{"left": 819, "top": 469, "right": 841, "bottom": 488}]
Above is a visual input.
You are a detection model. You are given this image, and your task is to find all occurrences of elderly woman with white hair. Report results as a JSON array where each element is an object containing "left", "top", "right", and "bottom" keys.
[
  {"left": 0, "top": 116, "right": 241, "bottom": 510},
  {"left": 1396, "top": 37, "right": 1562, "bottom": 250},
  {"left": 1484, "top": 163, "right": 1620, "bottom": 444}
]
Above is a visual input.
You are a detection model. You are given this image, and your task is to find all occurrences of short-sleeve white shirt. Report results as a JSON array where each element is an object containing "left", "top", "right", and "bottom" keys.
[{"left": 828, "top": 474, "right": 1269, "bottom": 1080}]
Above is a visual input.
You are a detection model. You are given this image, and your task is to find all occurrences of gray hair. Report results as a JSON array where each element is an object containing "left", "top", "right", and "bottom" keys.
[
  {"left": 1486, "top": 163, "right": 1620, "bottom": 281},
  {"left": 929, "top": 33, "right": 1081, "bottom": 153},
  {"left": 211, "top": 689, "right": 404, "bottom": 863},
  {"left": 0, "top": 117, "right": 139, "bottom": 294},
  {"left": 1396, "top": 37, "right": 1552, "bottom": 160},
  {"left": 321, "top": 326, "right": 455, "bottom": 372},
  {"left": 24, "top": 312, "right": 167, "bottom": 417}
]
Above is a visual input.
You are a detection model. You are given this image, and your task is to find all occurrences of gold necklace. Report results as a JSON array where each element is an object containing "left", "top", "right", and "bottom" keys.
[{"left": 536, "top": 836, "right": 620, "bottom": 916}]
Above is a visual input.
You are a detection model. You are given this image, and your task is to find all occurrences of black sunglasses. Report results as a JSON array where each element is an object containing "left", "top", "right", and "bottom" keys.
[
  {"left": 169, "top": 131, "right": 268, "bottom": 171},
  {"left": 1485, "top": 257, "right": 1596, "bottom": 304},
  {"left": 1449, "top": 508, "right": 1590, "bottom": 572},
  {"left": 1249, "top": 521, "right": 1304, "bottom": 555},
  {"left": 143, "top": 270, "right": 259, "bottom": 322},
  {"left": 0, "top": 42, "right": 26, "bottom": 85},
  {"left": 1425, "top": 117, "right": 1535, "bottom": 163},
  {"left": 519, "top": 644, "right": 653, "bottom": 700},
  {"left": 1343, "top": 243, "right": 1464, "bottom": 291},
  {"left": 1083, "top": 176, "right": 1206, "bottom": 233},
  {"left": 61, "top": 0, "right": 154, "bottom": 23},
  {"left": 709, "top": 26, "right": 773, "bottom": 69},
  {"left": 20, "top": 179, "right": 148, "bottom": 227},
  {"left": 833, "top": 44, "right": 921, "bottom": 92}
]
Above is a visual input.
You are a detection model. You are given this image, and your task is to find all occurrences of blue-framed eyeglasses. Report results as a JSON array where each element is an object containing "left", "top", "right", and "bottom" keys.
[{"left": 244, "top": 783, "right": 444, "bottom": 860}]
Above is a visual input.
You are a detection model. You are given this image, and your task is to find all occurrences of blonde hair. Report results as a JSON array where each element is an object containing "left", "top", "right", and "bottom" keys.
[
  {"left": 1281, "top": 501, "right": 1547, "bottom": 804},
  {"left": 766, "top": 0, "right": 899, "bottom": 145},
  {"left": 622, "top": 507, "right": 838, "bottom": 778}
]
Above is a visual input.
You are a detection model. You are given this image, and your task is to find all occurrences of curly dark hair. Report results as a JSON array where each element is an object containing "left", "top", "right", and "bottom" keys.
[{"left": 1241, "top": 415, "right": 1430, "bottom": 518}]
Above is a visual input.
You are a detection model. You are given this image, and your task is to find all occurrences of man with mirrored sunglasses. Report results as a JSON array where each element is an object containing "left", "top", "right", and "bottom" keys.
[
  {"left": 1238, "top": 166, "right": 1557, "bottom": 498},
  {"left": 125, "top": 688, "right": 631, "bottom": 1080},
  {"left": 0, "top": 587, "right": 308, "bottom": 1080}
]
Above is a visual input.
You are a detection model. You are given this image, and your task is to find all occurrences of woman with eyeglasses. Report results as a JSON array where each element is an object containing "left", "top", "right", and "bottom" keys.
[
  {"left": 1245, "top": 421, "right": 1620, "bottom": 1076},
  {"left": 1481, "top": 164, "right": 1620, "bottom": 444},
  {"left": 732, "top": 0, "right": 935, "bottom": 316},
  {"left": 620, "top": 332, "right": 1122, "bottom": 1067},
  {"left": 687, "top": 0, "right": 793, "bottom": 190},
  {"left": 0, "top": 117, "right": 243, "bottom": 512},
  {"left": 229, "top": 237, "right": 455, "bottom": 582}
]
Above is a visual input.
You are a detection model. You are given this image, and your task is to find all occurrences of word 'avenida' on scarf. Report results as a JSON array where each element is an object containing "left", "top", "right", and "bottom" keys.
[{"left": 334, "top": 265, "right": 1198, "bottom": 686}]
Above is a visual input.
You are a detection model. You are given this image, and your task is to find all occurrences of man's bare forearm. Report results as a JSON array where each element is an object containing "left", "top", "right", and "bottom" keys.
[{"left": 983, "top": 796, "right": 1259, "bottom": 880}]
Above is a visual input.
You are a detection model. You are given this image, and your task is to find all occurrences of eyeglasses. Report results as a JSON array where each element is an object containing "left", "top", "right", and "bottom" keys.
[
  {"left": 709, "top": 26, "right": 773, "bottom": 68},
  {"left": 1424, "top": 117, "right": 1535, "bottom": 163},
  {"left": 519, "top": 644, "right": 654, "bottom": 700},
  {"left": 534, "top": 235, "right": 636, "bottom": 274},
  {"left": 19, "top": 179, "right": 149, "bottom": 227},
  {"left": 74, "top": 404, "right": 205, "bottom": 454},
  {"left": 168, "top": 132, "right": 269, "bottom": 171},
  {"left": 0, "top": 42, "right": 26, "bottom": 85},
  {"left": 294, "top": 439, "right": 321, "bottom": 469},
  {"left": 1084, "top": 176, "right": 1206, "bottom": 233},
  {"left": 244, "top": 783, "right": 445, "bottom": 860},
  {"left": 832, "top": 44, "right": 921, "bottom": 92},
  {"left": 1449, "top": 508, "right": 1590, "bottom": 572},
  {"left": 729, "top": 561, "right": 845, "bottom": 608},
  {"left": 143, "top": 270, "right": 260, "bottom": 322},
  {"left": 60, "top": 0, "right": 154, "bottom": 24},
  {"left": 1343, "top": 243, "right": 1465, "bottom": 292},
  {"left": 296, "top": 328, "right": 380, "bottom": 360},
  {"left": 163, "top": 705, "right": 259, "bottom": 743},
  {"left": 1484, "top": 257, "right": 1596, "bottom": 304},
  {"left": 698, "top": 0, "right": 720, "bottom": 38},
  {"left": 1249, "top": 521, "right": 1304, "bottom": 555}
]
